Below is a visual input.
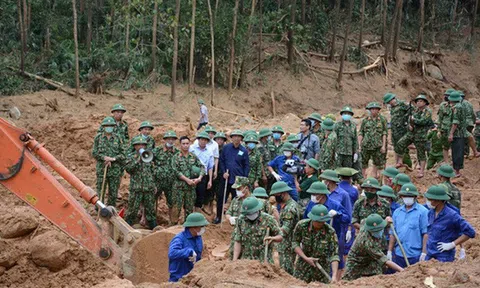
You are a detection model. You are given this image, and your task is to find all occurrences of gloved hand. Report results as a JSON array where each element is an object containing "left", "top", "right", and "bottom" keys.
[
  {"left": 353, "top": 153, "right": 359, "bottom": 163},
  {"left": 459, "top": 248, "right": 466, "bottom": 260},
  {"left": 419, "top": 253, "right": 427, "bottom": 262},
  {"left": 437, "top": 242, "right": 455, "bottom": 252},
  {"left": 272, "top": 171, "right": 282, "bottom": 181},
  {"left": 345, "top": 230, "right": 352, "bottom": 242},
  {"left": 189, "top": 251, "right": 197, "bottom": 263},
  {"left": 328, "top": 210, "right": 338, "bottom": 217},
  {"left": 229, "top": 217, "right": 237, "bottom": 226},
  {"left": 387, "top": 251, "right": 392, "bottom": 261}
]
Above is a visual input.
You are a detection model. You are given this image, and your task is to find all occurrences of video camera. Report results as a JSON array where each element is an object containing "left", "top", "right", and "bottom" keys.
[{"left": 282, "top": 159, "right": 305, "bottom": 175}]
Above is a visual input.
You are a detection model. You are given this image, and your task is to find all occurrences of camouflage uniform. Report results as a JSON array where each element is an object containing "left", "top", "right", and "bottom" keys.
[
  {"left": 452, "top": 103, "right": 467, "bottom": 138},
  {"left": 359, "top": 115, "right": 388, "bottom": 168},
  {"left": 259, "top": 198, "right": 276, "bottom": 216},
  {"left": 427, "top": 130, "right": 444, "bottom": 169},
  {"left": 233, "top": 212, "right": 281, "bottom": 263},
  {"left": 440, "top": 181, "right": 461, "bottom": 211},
  {"left": 258, "top": 142, "right": 273, "bottom": 177},
  {"left": 124, "top": 152, "right": 157, "bottom": 229},
  {"left": 389, "top": 101, "right": 413, "bottom": 167},
  {"left": 475, "top": 111, "right": 480, "bottom": 152},
  {"left": 278, "top": 198, "right": 301, "bottom": 275},
  {"left": 292, "top": 220, "right": 340, "bottom": 283},
  {"left": 313, "top": 127, "right": 326, "bottom": 148},
  {"left": 248, "top": 148, "right": 262, "bottom": 187},
  {"left": 395, "top": 107, "right": 433, "bottom": 162},
  {"left": 227, "top": 196, "right": 247, "bottom": 259},
  {"left": 171, "top": 152, "right": 205, "bottom": 222},
  {"left": 438, "top": 102, "right": 454, "bottom": 150},
  {"left": 334, "top": 121, "right": 358, "bottom": 169},
  {"left": 319, "top": 131, "right": 337, "bottom": 171},
  {"left": 343, "top": 229, "right": 389, "bottom": 280},
  {"left": 462, "top": 99, "right": 475, "bottom": 155},
  {"left": 92, "top": 133, "right": 126, "bottom": 206},
  {"left": 128, "top": 135, "right": 155, "bottom": 153},
  {"left": 153, "top": 146, "right": 180, "bottom": 208},
  {"left": 352, "top": 197, "right": 391, "bottom": 227},
  {"left": 98, "top": 120, "right": 129, "bottom": 144},
  {"left": 271, "top": 141, "right": 285, "bottom": 158}
]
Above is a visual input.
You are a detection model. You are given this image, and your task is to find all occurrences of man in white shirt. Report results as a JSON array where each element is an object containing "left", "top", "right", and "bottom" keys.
[
  {"left": 190, "top": 132, "right": 214, "bottom": 213},
  {"left": 197, "top": 99, "right": 209, "bottom": 130}
]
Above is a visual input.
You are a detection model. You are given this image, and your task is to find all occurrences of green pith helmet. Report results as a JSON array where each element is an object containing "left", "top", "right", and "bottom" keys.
[
  {"left": 163, "top": 130, "right": 178, "bottom": 139},
  {"left": 437, "top": 164, "right": 455, "bottom": 178},
  {"left": 243, "top": 130, "right": 257, "bottom": 138},
  {"left": 340, "top": 106, "right": 354, "bottom": 115},
  {"left": 241, "top": 196, "right": 264, "bottom": 215},
  {"left": 281, "top": 142, "right": 295, "bottom": 152},
  {"left": 111, "top": 104, "right": 126, "bottom": 112},
  {"left": 424, "top": 185, "right": 450, "bottom": 201},
  {"left": 306, "top": 181, "right": 330, "bottom": 195},
  {"left": 383, "top": 93, "right": 396, "bottom": 104},
  {"left": 444, "top": 88, "right": 455, "bottom": 96},
  {"left": 393, "top": 173, "right": 411, "bottom": 186},
  {"left": 287, "top": 134, "right": 300, "bottom": 143},
  {"left": 319, "top": 169, "right": 340, "bottom": 183},
  {"left": 232, "top": 176, "right": 250, "bottom": 189},
  {"left": 361, "top": 177, "right": 381, "bottom": 189},
  {"left": 414, "top": 94, "right": 429, "bottom": 105},
  {"left": 272, "top": 126, "right": 285, "bottom": 134},
  {"left": 364, "top": 214, "right": 387, "bottom": 232},
  {"left": 204, "top": 125, "right": 217, "bottom": 134},
  {"left": 306, "top": 158, "right": 320, "bottom": 171},
  {"left": 307, "top": 204, "right": 331, "bottom": 222},
  {"left": 197, "top": 99, "right": 205, "bottom": 104},
  {"left": 321, "top": 118, "right": 335, "bottom": 131},
  {"left": 399, "top": 183, "right": 420, "bottom": 197},
  {"left": 244, "top": 133, "right": 259, "bottom": 143},
  {"left": 138, "top": 121, "right": 154, "bottom": 131},
  {"left": 458, "top": 91, "right": 465, "bottom": 97},
  {"left": 131, "top": 135, "right": 148, "bottom": 145},
  {"left": 196, "top": 131, "right": 210, "bottom": 140},
  {"left": 377, "top": 185, "right": 396, "bottom": 199},
  {"left": 382, "top": 166, "right": 399, "bottom": 179},
  {"left": 308, "top": 113, "right": 323, "bottom": 122},
  {"left": 448, "top": 91, "right": 462, "bottom": 102},
  {"left": 336, "top": 167, "right": 359, "bottom": 177},
  {"left": 253, "top": 187, "right": 269, "bottom": 198},
  {"left": 101, "top": 116, "right": 116, "bottom": 126},
  {"left": 213, "top": 132, "right": 227, "bottom": 140},
  {"left": 366, "top": 102, "right": 381, "bottom": 110},
  {"left": 270, "top": 181, "right": 292, "bottom": 195},
  {"left": 183, "top": 212, "right": 209, "bottom": 227},
  {"left": 258, "top": 128, "right": 272, "bottom": 138},
  {"left": 325, "top": 114, "right": 336, "bottom": 121},
  {"left": 191, "top": 166, "right": 202, "bottom": 178},
  {"left": 230, "top": 129, "right": 244, "bottom": 138}
]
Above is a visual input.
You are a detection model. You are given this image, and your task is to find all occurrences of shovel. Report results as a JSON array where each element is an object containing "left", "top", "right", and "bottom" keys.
[
  {"left": 0, "top": 107, "right": 21, "bottom": 120},
  {"left": 391, "top": 223, "right": 410, "bottom": 266},
  {"left": 264, "top": 228, "right": 270, "bottom": 263},
  {"left": 315, "top": 261, "right": 332, "bottom": 281}
]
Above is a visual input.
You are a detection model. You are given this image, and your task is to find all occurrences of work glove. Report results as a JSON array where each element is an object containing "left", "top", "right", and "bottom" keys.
[
  {"left": 345, "top": 230, "right": 352, "bottom": 242},
  {"left": 419, "top": 253, "right": 427, "bottom": 262},
  {"left": 387, "top": 251, "right": 392, "bottom": 261},
  {"left": 353, "top": 153, "right": 358, "bottom": 163},
  {"left": 272, "top": 171, "right": 282, "bottom": 181},
  {"left": 328, "top": 210, "right": 338, "bottom": 217},
  {"left": 229, "top": 217, "right": 237, "bottom": 226},
  {"left": 189, "top": 251, "right": 197, "bottom": 263},
  {"left": 437, "top": 242, "right": 455, "bottom": 252},
  {"left": 459, "top": 248, "right": 466, "bottom": 260}
]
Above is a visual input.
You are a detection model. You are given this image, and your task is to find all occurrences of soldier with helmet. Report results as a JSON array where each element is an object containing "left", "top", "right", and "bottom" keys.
[
  {"left": 244, "top": 133, "right": 262, "bottom": 188},
  {"left": 128, "top": 121, "right": 155, "bottom": 153},
  {"left": 97, "top": 104, "right": 129, "bottom": 143},
  {"left": 335, "top": 106, "right": 360, "bottom": 177}
]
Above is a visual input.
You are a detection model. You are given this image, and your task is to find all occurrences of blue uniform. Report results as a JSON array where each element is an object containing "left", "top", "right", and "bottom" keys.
[
  {"left": 268, "top": 155, "right": 301, "bottom": 200},
  {"left": 304, "top": 197, "right": 351, "bottom": 269},
  {"left": 426, "top": 205, "right": 476, "bottom": 262},
  {"left": 219, "top": 143, "right": 250, "bottom": 185},
  {"left": 168, "top": 229, "right": 203, "bottom": 282},
  {"left": 339, "top": 180, "right": 358, "bottom": 254}
]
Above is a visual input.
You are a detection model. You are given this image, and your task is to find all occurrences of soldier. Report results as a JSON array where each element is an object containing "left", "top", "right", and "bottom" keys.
[
  {"left": 153, "top": 130, "right": 179, "bottom": 223},
  {"left": 475, "top": 110, "right": 480, "bottom": 152},
  {"left": 426, "top": 123, "right": 444, "bottom": 169},
  {"left": 128, "top": 121, "right": 155, "bottom": 153},
  {"left": 286, "top": 134, "right": 301, "bottom": 157},
  {"left": 437, "top": 164, "right": 461, "bottom": 211},
  {"left": 92, "top": 117, "right": 126, "bottom": 206},
  {"left": 308, "top": 112, "right": 323, "bottom": 144},
  {"left": 343, "top": 214, "right": 404, "bottom": 280},
  {"left": 124, "top": 136, "right": 157, "bottom": 230},
  {"left": 459, "top": 91, "right": 480, "bottom": 157},
  {"left": 358, "top": 102, "right": 387, "bottom": 179},
  {"left": 377, "top": 185, "right": 401, "bottom": 218},
  {"left": 171, "top": 136, "right": 205, "bottom": 224},
  {"left": 383, "top": 93, "right": 413, "bottom": 168},
  {"left": 252, "top": 187, "right": 279, "bottom": 220},
  {"left": 335, "top": 106, "right": 360, "bottom": 176},
  {"left": 244, "top": 134, "right": 262, "bottom": 188},
  {"left": 226, "top": 176, "right": 252, "bottom": 226},
  {"left": 271, "top": 126, "right": 285, "bottom": 157},
  {"left": 98, "top": 104, "right": 129, "bottom": 143},
  {"left": 395, "top": 95, "right": 433, "bottom": 178},
  {"left": 257, "top": 128, "right": 274, "bottom": 189},
  {"left": 232, "top": 197, "right": 283, "bottom": 263},
  {"left": 270, "top": 181, "right": 301, "bottom": 275},
  {"left": 294, "top": 158, "right": 320, "bottom": 206},
  {"left": 391, "top": 173, "right": 411, "bottom": 195},
  {"left": 381, "top": 166, "right": 399, "bottom": 187},
  {"left": 293, "top": 204, "right": 340, "bottom": 283},
  {"left": 319, "top": 118, "right": 337, "bottom": 171},
  {"left": 438, "top": 89, "right": 456, "bottom": 162},
  {"left": 448, "top": 91, "right": 467, "bottom": 176}
]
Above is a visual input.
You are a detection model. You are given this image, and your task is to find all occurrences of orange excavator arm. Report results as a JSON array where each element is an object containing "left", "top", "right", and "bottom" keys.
[{"left": 0, "top": 117, "right": 126, "bottom": 271}]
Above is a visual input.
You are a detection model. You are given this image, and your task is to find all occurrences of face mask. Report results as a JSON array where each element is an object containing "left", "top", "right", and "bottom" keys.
[
  {"left": 247, "top": 143, "right": 256, "bottom": 150},
  {"left": 246, "top": 211, "right": 259, "bottom": 221},
  {"left": 236, "top": 190, "right": 245, "bottom": 198},
  {"left": 166, "top": 142, "right": 174, "bottom": 148},
  {"left": 426, "top": 200, "right": 435, "bottom": 209},
  {"left": 311, "top": 195, "right": 319, "bottom": 203},
  {"left": 198, "top": 227, "right": 206, "bottom": 236},
  {"left": 371, "top": 230, "right": 384, "bottom": 239},
  {"left": 402, "top": 197, "right": 415, "bottom": 206},
  {"left": 275, "top": 195, "right": 283, "bottom": 203},
  {"left": 105, "top": 127, "right": 114, "bottom": 133},
  {"left": 341, "top": 114, "right": 352, "bottom": 121},
  {"left": 365, "top": 192, "right": 376, "bottom": 199},
  {"left": 141, "top": 134, "right": 148, "bottom": 139},
  {"left": 273, "top": 133, "right": 281, "bottom": 140}
]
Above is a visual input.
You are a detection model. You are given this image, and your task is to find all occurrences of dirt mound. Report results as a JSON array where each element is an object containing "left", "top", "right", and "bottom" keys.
[
  {"left": 0, "top": 206, "right": 39, "bottom": 238},
  {"left": 30, "top": 230, "right": 69, "bottom": 271},
  {"left": 181, "top": 259, "right": 304, "bottom": 287}
]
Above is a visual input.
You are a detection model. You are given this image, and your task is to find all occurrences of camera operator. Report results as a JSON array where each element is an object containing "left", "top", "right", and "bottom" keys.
[
  {"left": 297, "top": 119, "right": 320, "bottom": 160},
  {"left": 294, "top": 158, "right": 320, "bottom": 207},
  {"left": 267, "top": 143, "right": 301, "bottom": 201}
]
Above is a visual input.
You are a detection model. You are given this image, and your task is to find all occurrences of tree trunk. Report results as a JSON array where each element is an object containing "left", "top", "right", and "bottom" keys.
[
  {"left": 239, "top": 0, "right": 257, "bottom": 88},
  {"left": 87, "top": 0, "right": 93, "bottom": 54},
  {"left": 189, "top": 0, "right": 197, "bottom": 91},
  {"left": 72, "top": 0, "right": 80, "bottom": 97},
  {"left": 207, "top": 0, "right": 215, "bottom": 105},
  {"left": 301, "top": 0, "right": 306, "bottom": 25},
  {"left": 430, "top": 0, "right": 436, "bottom": 43},
  {"left": 472, "top": 0, "right": 479, "bottom": 40},
  {"left": 152, "top": 0, "right": 158, "bottom": 72},
  {"left": 358, "top": 0, "right": 365, "bottom": 49},
  {"left": 417, "top": 0, "right": 425, "bottom": 52},
  {"left": 17, "top": 0, "right": 25, "bottom": 72},
  {"left": 385, "top": 0, "right": 401, "bottom": 62},
  {"left": 22, "top": 0, "right": 28, "bottom": 46},
  {"left": 125, "top": 0, "right": 130, "bottom": 54},
  {"left": 109, "top": 5, "right": 115, "bottom": 40},
  {"left": 287, "top": 0, "right": 296, "bottom": 66},
  {"left": 392, "top": 0, "right": 404, "bottom": 60},
  {"left": 329, "top": 0, "right": 340, "bottom": 62},
  {"left": 171, "top": 0, "right": 180, "bottom": 102},
  {"left": 227, "top": 0, "right": 240, "bottom": 93},
  {"left": 381, "top": 0, "right": 387, "bottom": 45},
  {"left": 337, "top": 0, "right": 354, "bottom": 89},
  {"left": 258, "top": 0, "right": 263, "bottom": 73},
  {"left": 447, "top": 0, "right": 458, "bottom": 44}
]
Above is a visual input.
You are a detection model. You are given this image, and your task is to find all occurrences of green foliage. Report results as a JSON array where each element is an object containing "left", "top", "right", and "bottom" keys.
[{"left": 347, "top": 46, "right": 368, "bottom": 69}]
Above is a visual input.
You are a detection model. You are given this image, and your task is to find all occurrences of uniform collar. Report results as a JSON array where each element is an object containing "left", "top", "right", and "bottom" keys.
[{"left": 363, "top": 197, "right": 383, "bottom": 207}]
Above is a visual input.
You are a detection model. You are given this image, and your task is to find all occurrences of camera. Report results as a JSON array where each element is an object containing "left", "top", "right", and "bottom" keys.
[{"left": 282, "top": 159, "right": 305, "bottom": 175}]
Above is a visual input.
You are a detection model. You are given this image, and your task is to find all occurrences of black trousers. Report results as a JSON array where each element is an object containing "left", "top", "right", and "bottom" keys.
[
  {"left": 216, "top": 181, "right": 236, "bottom": 219},
  {"left": 451, "top": 137, "right": 465, "bottom": 170},
  {"left": 195, "top": 175, "right": 208, "bottom": 208},
  {"left": 197, "top": 122, "right": 208, "bottom": 130}
]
